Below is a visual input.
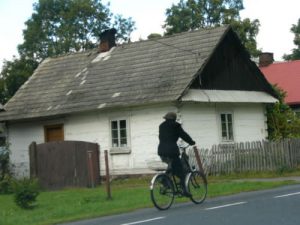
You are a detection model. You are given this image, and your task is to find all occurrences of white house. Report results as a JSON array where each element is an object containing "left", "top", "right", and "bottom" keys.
[{"left": 0, "top": 26, "right": 277, "bottom": 177}]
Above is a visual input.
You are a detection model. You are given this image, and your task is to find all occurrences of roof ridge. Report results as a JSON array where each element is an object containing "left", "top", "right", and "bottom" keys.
[
  {"left": 47, "top": 48, "right": 97, "bottom": 61},
  {"left": 43, "top": 25, "right": 230, "bottom": 61},
  {"left": 272, "top": 59, "right": 300, "bottom": 65},
  {"left": 134, "top": 25, "right": 229, "bottom": 44}
]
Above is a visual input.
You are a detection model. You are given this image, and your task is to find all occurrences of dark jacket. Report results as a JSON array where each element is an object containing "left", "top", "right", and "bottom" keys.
[{"left": 158, "top": 119, "right": 195, "bottom": 157}]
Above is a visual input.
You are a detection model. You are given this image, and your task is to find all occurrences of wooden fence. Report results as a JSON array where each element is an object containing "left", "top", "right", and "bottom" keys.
[
  {"left": 188, "top": 139, "right": 300, "bottom": 175},
  {"left": 29, "top": 141, "right": 100, "bottom": 190}
]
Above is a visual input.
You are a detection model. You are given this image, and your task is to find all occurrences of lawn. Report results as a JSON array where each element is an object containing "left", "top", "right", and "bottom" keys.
[{"left": 0, "top": 173, "right": 299, "bottom": 225}]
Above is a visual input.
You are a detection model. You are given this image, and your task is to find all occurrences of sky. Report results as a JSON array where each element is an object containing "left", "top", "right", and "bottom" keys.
[{"left": 0, "top": 0, "right": 300, "bottom": 70}]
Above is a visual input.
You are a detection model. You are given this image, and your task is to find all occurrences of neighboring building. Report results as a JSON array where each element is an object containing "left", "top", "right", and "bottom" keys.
[
  {"left": 0, "top": 26, "right": 277, "bottom": 177},
  {"left": 259, "top": 53, "right": 300, "bottom": 115}
]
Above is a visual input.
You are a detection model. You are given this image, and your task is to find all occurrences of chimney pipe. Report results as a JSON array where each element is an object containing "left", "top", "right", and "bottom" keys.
[
  {"left": 99, "top": 28, "right": 117, "bottom": 53},
  {"left": 259, "top": 52, "right": 274, "bottom": 67}
]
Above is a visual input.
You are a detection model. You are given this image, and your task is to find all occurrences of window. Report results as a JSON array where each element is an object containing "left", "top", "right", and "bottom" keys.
[
  {"left": 44, "top": 124, "right": 64, "bottom": 142},
  {"left": 111, "top": 119, "right": 128, "bottom": 148},
  {"left": 220, "top": 113, "right": 234, "bottom": 141}
]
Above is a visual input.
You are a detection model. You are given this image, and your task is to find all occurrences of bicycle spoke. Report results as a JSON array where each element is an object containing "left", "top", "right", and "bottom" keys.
[
  {"left": 150, "top": 174, "right": 174, "bottom": 210},
  {"left": 187, "top": 171, "right": 207, "bottom": 204}
]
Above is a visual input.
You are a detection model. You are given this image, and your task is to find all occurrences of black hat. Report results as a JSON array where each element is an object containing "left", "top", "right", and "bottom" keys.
[{"left": 163, "top": 112, "right": 177, "bottom": 120}]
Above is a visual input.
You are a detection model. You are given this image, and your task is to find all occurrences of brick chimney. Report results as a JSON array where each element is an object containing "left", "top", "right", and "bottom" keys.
[
  {"left": 259, "top": 52, "right": 274, "bottom": 67},
  {"left": 99, "top": 28, "right": 117, "bottom": 53}
]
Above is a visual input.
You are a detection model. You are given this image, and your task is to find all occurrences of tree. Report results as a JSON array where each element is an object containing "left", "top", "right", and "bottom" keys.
[
  {"left": 230, "top": 18, "right": 260, "bottom": 57},
  {"left": 266, "top": 85, "right": 300, "bottom": 140},
  {"left": 0, "top": 0, "right": 135, "bottom": 104},
  {"left": 18, "top": 0, "right": 135, "bottom": 62},
  {"left": 163, "top": 0, "right": 261, "bottom": 57},
  {"left": 0, "top": 57, "right": 38, "bottom": 104},
  {"left": 283, "top": 18, "right": 300, "bottom": 60},
  {"left": 147, "top": 33, "right": 162, "bottom": 39}
]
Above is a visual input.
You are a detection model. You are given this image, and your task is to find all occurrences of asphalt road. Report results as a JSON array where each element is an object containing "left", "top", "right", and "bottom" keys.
[{"left": 61, "top": 184, "right": 300, "bottom": 225}]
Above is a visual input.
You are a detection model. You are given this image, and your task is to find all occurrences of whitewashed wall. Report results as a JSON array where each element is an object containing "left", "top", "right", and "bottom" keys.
[
  {"left": 8, "top": 104, "right": 177, "bottom": 177},
  {"left": 7, "top": 102, "right": 268, "bottom": 177},
  {"left": 65, "top": 104, "right": 177, "bottom": 176},
  {"left": 180, "top": 102, "right": 268, "bottom": 148},
  {"left": 8, "top": 122, "right": 44, "bottom": 177}
]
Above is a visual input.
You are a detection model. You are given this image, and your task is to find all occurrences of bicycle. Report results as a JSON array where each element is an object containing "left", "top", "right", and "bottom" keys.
[{"left": 150, "top": 145, "right": 207, "bottom": 210}]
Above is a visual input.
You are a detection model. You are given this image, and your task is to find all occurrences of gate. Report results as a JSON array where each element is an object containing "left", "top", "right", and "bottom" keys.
[{"left": 29, "top": 141, "right": 100, "bottom": 190}]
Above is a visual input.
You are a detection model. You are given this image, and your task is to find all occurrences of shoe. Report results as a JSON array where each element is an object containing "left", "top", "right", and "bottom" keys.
[{"left": 183, "top": 191, "right": 192, "bottom": 197}]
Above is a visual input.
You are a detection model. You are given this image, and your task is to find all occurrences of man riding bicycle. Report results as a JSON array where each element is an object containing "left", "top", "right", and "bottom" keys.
[{"left": 158, "top": 112, "right": 196, "bottom": 196}]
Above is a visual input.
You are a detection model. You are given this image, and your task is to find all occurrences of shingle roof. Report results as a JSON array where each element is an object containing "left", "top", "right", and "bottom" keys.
[
  {"left": 1, "top": 26, "right": 229, "bottom": 121},
  {"left": 260, "top": 60, "right": 300, "bottom": 105}
]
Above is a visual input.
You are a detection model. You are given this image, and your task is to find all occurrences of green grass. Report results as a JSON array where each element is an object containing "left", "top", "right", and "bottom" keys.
[{"left": 0, "top": 173, "right": 299, "bottom": 225}]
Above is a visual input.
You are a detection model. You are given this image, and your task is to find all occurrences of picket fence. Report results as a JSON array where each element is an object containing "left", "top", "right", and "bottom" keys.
[{"left": 188, "top": 139, "right": 300, "bottom": 175}]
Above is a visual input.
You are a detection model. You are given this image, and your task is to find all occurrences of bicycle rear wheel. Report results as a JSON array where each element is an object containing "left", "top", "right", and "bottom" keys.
[
  {"left": 150, "top": 173, "right": 174, "bottom": 210},
  {"left": 186, "top": 171, "right": 207, "bottom": 204}
]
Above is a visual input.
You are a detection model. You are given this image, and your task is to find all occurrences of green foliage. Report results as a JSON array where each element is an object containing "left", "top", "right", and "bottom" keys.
[
  {"left": 164, "top": 0, "right": 243, "bottom": 32},
  {"left": 0, "top": 0, "right": 135, "bottom": 104},
  {"left": 18, "top": 0, "right": 135, "bottom": 62},
  {"left": 283, "top": 18, "right": 300, "bottom": 60},
  {"left": 13, "top": 178, "right": 40, "bottom": 209},
  {"left": 0, "top": 146, "right": 10, "bottom": 180},
  {"left": 0, "top": 57, "right": 38, "bottom": 104},
  {"left": 267, "top": 85, "right": 300, "bottom": 140},
  {"left": 0, "top": 144, "right": 13, "bottom": 194},
  {"left": 163, "top": 0, "right": 261, "bottom": 57},
  {"left": 0, "top": 174, "right": 14, "bottom": 194},
  {"left": 276, "top": 165, "right": 294, "bottom": 175},
  {"left": 147, "top": 33, "right": 162, "bottom": 39},
  {"left": 230, "top": 18, "right": 261, "bottom": 57}
]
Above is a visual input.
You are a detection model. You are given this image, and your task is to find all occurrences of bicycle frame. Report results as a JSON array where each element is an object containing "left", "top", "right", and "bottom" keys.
[
  {"left": 150, "top": 145, "right": 208, "bottom": 210},
  {"left": 159, "top": 147, "right": 193, "bottom": 196}
]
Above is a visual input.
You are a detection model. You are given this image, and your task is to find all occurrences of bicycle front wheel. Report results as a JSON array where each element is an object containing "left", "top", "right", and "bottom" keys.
[
  {"left": 150, "top": 173, "right": 174, "bottom": 210},
  {"left": 186, "top": 171, "right": 207, "bottom": 204}
]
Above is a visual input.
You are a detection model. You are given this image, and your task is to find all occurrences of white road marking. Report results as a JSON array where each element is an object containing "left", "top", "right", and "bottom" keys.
[
  {"left": 274, "top": 192, "right": 300, "bottom": 198},
  {"left": 120, "top": 216, "right": 165, "bottom": 225},
  {"left": 205, "top": 201, "right": 247, "bottom": 210}
]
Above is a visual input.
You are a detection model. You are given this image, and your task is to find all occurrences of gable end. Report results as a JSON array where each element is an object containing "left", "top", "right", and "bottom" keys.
[{"left": 190, "top": 29, "right": 276, "bottom": 97}]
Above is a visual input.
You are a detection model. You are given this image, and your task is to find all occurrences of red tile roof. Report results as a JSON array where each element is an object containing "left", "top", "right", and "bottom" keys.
[{"left": 260, "top": 60, "right": 300, "bottom": 105}]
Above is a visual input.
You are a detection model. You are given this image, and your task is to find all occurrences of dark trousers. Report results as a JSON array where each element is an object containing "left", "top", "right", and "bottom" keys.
[{"left": 161, "top": 156, "right": 186, "bottom": 189}]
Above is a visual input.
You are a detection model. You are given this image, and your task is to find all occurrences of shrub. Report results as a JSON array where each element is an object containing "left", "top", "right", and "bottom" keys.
[
  {"left": 0, "top": 174, "right": 14, "bottom": 194},
  {"left": 0, "top": 147, "right": 10, "bottom": 180},
  {"left": 13, "top": 178, "right": 40, "bottom": 209}
]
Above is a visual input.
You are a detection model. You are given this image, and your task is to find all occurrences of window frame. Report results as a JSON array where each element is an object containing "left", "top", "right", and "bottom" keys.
[
  {"left": 109, "top": 118, "right": 131, "bottom": 154},
  {"left": 219, "top": 112, "right": 234, "bottom": 142}
]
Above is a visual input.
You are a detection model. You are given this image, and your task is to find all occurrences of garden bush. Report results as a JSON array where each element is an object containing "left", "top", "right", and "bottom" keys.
[
  {"left": 0, "top": 145, "right": 14, "bottom": 194},
  {"left": 0, "top": 147, "right": 10, "bottom": 180},
  {"left": 0, "top": 174, "right": 14, "bottom": 194},
  {"left": 13, "top": 178, "right": 40, "bottom": 209}
]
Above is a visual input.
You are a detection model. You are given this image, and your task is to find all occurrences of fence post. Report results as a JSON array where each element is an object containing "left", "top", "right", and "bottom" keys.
[
  {"left": 104, "top": 150, "right": 112, "bottom": 200},
  {"left": 29, "top": 142, "right": 38, "bottom": 178},
  {"left": 194, "top": 147, "right": 204, "bottom": 174},
  {"left": 87, "top": 151, "right": 95, "bottom": 188}
]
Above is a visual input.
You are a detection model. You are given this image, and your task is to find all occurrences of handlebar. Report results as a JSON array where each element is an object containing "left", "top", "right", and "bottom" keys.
[{"left": 178, "top": 144, "right": 197, "bottom": 153}]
